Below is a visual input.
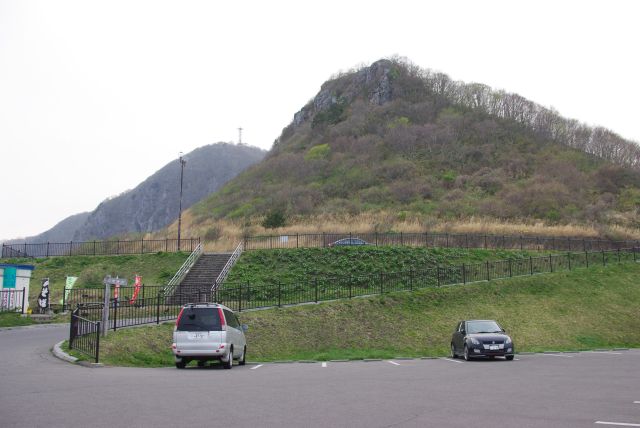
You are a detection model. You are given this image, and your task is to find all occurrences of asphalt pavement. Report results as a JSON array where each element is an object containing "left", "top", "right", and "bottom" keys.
[{"left": 0, "top": 324, "right": 639, "bottom": 428}]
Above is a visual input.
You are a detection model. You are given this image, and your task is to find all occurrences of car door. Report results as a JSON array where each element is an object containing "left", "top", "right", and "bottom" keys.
[{"left": 453, "top": 321, "right": 465, "bottom": 353}]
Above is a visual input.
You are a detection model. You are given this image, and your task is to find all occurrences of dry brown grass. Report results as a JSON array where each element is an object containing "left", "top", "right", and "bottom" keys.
[{"left": 146, "top": 210, "right": 640, "bottom": 252}]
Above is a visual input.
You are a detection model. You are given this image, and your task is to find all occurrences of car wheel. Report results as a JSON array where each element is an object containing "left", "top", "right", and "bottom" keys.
[
  {"left": 223, "top": 348, "right": 233, "bottom": 369},
  {"left": 239, "top": 346, "right": 247, "bottom": 366},
  {"left": 506, "top": 355, "right": 514, "bottom": 361},
  {"left": 175, "top": 360, "right": 187, "bottom": 369},
  {"left": 464, "top": 345, "right": 472, "bottom": 361},
  {"left": 450, "top": 343, "right": 457, "bottom": 359}
]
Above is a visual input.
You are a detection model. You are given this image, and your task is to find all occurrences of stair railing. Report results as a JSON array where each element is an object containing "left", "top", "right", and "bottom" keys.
[
  {"left": 212, "top": 242, "right": 243, "bottom": 291},
  {"left": 163, "top": 243, "right": 203, "bottom": 297}
]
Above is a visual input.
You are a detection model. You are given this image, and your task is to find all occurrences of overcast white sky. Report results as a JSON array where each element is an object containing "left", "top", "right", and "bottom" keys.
[{"left": 1, "top": 0, "right": 639, "bottom": 240}]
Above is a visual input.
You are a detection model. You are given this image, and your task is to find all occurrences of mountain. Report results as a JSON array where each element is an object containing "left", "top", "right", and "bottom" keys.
[
  {"left": 16, "top": 143, "right": 265, "bottom": 243},
  {"left": 189, "top": 58, "right": 640, "bottom": 229}
]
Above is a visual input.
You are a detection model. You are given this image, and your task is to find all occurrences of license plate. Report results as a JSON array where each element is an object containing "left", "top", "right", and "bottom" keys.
[
  {"left": 489, "top": 345, "right": 499, "bottom": 350},
  {"left": 188, "top": 332, "right": 206, "bottom": 340}
]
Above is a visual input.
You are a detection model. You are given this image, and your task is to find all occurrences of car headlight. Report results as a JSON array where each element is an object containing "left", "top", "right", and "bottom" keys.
[
  {"left": 468, "top": 337, "right": 480, "bottom": 345},
  {"left": 504, "top": 336, "right": 512, "bottom": 345}
]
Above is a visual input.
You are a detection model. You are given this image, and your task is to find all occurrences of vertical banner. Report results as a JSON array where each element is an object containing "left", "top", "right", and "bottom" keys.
[
  {"left": 130, "top": 275, "right": 142, "bottom": 304},
  {"left": 37, "top": 278, "right": 50, "bottom": 312},
  {"left": 61, "top": 276, "right": 78, "bottom": 304}
]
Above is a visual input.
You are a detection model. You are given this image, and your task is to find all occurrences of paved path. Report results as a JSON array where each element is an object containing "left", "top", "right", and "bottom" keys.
[{"left": 1, "top": 325, "right": 639, "bottom": 427}]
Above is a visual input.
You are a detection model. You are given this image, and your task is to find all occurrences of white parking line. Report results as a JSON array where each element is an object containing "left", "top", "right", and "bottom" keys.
[
  {"left": 595, "top": 422, "right": 640, "bottom": 426},
  {"left": 321, "top": 362, "right": 327, "bottom": 368},
  {"left": 250, "top": 364, "right": 263, "bottom": 370},
  {"left": 442, "top": 358, "right": 464, "bottom": 364},
  {"left": 541, "top": 353, "right": 574, "bottom": 358},
  {"left": 634, "top": 401, "right": 640, "bottom": 404},
  {"left": 588, "top": 351, "right": 623, "bottom": 355},
  {"left": 387, "top": 361, "right": 400, "bottom": 366}
]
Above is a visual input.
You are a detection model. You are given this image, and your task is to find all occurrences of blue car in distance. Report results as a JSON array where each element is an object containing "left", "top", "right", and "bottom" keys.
[{"left": 328, "top": 238, "right": 369, "bottom": 247}]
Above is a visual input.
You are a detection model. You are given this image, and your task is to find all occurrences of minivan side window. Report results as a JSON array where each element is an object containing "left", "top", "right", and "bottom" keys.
[{"left": 223, "top": 309, "right": 239, "bottom": 328}]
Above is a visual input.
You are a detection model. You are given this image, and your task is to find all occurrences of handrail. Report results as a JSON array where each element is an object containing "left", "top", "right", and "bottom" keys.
[
  {"left": 212, "top": 242, "right": 243, "bottom": 291},
  {"left": 164, "top": 243, "right": 203, "bottom": 296}
]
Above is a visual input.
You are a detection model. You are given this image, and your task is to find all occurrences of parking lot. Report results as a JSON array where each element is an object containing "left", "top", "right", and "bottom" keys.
[{"left": 1, "top": 325, "right": 639, "bottom": 428}]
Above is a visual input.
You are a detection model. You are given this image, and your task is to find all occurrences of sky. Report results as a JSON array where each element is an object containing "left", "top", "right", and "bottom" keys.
[{"left": 1, "top": 0, "right": 639, "bottom": 240}]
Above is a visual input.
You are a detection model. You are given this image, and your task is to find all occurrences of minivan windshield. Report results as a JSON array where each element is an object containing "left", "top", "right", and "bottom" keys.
[
  {"left": 177, "top": 308, "right": 222, "bottom": 332},
  {"left": 467, "top": 320, "right": 502, "bottom": 334}
]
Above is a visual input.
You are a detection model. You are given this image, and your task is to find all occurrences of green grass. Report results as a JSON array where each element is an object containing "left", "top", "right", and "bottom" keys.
[
  {"left": 227, "top": 247, "right": 546, "bottom": 285},
  {"left": 4, "top": 252, "right": 188, "bottom": 307},
  {"left": 0, "top": 312, "right": 35, "bottom": 327},
  {"left": 92, "top": 262, "right": 640, "bottom": 366}
]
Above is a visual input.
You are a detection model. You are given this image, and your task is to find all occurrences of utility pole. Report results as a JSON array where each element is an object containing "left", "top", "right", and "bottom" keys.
[
  {"left": 238, "top": 127, "right": 243, "bottom": 145},
  {"left": 177, "top": 153, "right": 186, "bottom": 251}
]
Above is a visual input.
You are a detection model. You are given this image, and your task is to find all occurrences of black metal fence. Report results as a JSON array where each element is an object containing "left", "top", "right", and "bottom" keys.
[
  {"left": 1, "top": 238, "right": 200, "bottom": 259},
  {"left": 64, "top": 285, "right": 193, "bottom": 331},
  {"left": 215, "top": 247, "right": 639, "bottom": 312},
  {"left": 0, "top": 289, "right": 26, "bottom": 313},
  {"left": 69, "top": 307, "right": 101, "bottom": 363},
  {"left": 245, "top": 232, "right": 639, "bottom": 252}
]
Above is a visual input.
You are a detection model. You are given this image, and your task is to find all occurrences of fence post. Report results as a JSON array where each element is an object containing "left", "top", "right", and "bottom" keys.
[
  {"left": 602, "top": 250, "right": 606, "bottom": 266},
  {"left": 585, "top": 251, "right": 589, "bottom": 268},
  {"left": 113, "top": 299, "right": 118, "bottom": 331},
  {"left": 400, "top": 232, "right": 404, "bottom": 246},
  {"left": 141, "top": 238, "right": 144, "bottom": 254},
  {"left": 446, "top": 233, "right": 449, "bottom": 248},
  {"left": 567, "top": 253, "right": 571, "bottom": 271},
  {"left": 380, "top": 272, "right": 384, "bottom": 294},
  {"left": 409, "top": 268, "right": 413, "bottom": 291},
  {"left": 424, "top": 232, "right": 428, "bottom": 248},
  {"left": 278, "top": 281, "right": 281, "bottom": 307},
  {"left": 349, "top": 276, "right": 352, "bottom": 299},
  {"left": 46, "top": 242, "right": 50, "bottom": 257},
  {"left": 375, "top": 232, "right": 379, "bottom": 247},
  {"left": 69, "top": 241, "right": 73, "bottom": 256},
  {"left": 486, "top": 261, "right": 490, "bottom": 281},
  {"left": 436, "top": 267, "right": 440, "bottom": 286},
  {"left": 549, "top": 254, "right": 553, "bottom": 273},
  {"left": 322, "top": 232, "right": 326, "bottom": 248},
  {"left": 296, "top": 233, "right": 299, "bottom": 249},
  {"left": 520, "top": 236, "right": 523, "bottom": 251},
  {"left": 95, "top": 321, "right": 101, "bottom": 364},
  {"left": 617, "top": 248, "right": 621, "bottom": 263},
  {"left": 101, "top": 283, "right": 110, "bottom": 337},
  {"left": 156, "top": 292, "right": 161, "bottom": 324},
  {"left": 508, "top": 259, "right": 512, "bottom": 277},
  {"left": 238, "top": 284, "right": 242, "bottom": 312},
  {"left": 314, "top": 277, "right": 318, "bottom": 303},
  {"left": 484, "top": 235, "right": 487, "bottom": 249},
  {"left": 165, "top": 238, "right": 168, "bottom": 252},
  {"left": 530, "top": 256, "right": 533, "bottom": 275},
  {"left": 462, "top": 264, "right": 466, "bottom": 284},
  {"left": 62, "top": 287, "right": 67, "bottom": 312},
  {"left": 21, "top": 288, "right": 26, "bottom": 314}
]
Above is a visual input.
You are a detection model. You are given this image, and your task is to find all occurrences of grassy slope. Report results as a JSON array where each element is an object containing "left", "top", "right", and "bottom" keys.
[
  {"left": 3, "top": 252, "right": 188, "bottom": 305},
  {"left": 226, "top": 247, "right": 546, "bottom": 284},
  {"left": 94, "top": 262, "right": 640, "bottom": 366}
]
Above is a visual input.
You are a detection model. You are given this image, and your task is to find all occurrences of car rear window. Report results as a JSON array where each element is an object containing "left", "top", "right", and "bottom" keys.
[{"left": 177, "top": 307, "right": 222, "bottom": 332}]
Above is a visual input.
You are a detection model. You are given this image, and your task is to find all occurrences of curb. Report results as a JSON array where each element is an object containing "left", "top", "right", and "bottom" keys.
[{"left": 52, "top": 341, "right": 78, "bottom": 363}]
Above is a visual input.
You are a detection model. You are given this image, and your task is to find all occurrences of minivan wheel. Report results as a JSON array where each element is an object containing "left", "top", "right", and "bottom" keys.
[
  {"left": 506, "top": 355, "right": 514, "bottom": 361},
  {"left": 239, "top": 346, "right": 247, "bottom": 366},
  {"left": 450, "top": 343, "right": 457, "bottom": 359},
  {"left": 464, "top": 345, "right": 471, "bottom": 361},
  {"left": 176, "top": 361, "right": 187, "bottom": 369},
  {"left": 223, "top": 348, "right": 233, "bottom": 369}
]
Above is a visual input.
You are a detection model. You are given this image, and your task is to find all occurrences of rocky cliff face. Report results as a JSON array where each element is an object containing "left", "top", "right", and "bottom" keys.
[
  {"left": 293, "top": 59, "right": 394, "bottom": 127},
  {"left": 16, "top": 143, "right": 265, "bottom": 243}
]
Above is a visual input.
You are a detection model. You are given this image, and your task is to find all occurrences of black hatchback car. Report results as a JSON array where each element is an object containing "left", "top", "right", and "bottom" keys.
[{"left": 450, "top": 320, "right": 515, "bottom": 361}]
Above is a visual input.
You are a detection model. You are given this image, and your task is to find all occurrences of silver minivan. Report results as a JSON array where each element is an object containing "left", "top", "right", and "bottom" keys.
[{"left": 172, "top": 303, "right": 247, "bottom": 369}]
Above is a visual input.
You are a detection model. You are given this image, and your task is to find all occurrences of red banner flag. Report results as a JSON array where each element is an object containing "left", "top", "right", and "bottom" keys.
[{"left": 130, "top": 275, "right": 142, "bottom": 304}]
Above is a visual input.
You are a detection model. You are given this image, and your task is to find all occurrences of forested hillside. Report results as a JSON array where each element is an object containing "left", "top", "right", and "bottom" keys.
[{"left": 191, "top": 59, "right": 640, "bottom": 230}]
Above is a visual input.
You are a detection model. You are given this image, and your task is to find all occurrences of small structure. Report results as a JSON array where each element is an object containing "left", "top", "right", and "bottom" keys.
[{"left": 0, "top": 263, "right": 34, "bottom": 313}]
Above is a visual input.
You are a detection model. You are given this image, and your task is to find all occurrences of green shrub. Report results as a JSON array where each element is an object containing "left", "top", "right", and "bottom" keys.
[
  {"left": 305, "top": 144, "right": 331, "bottom": 161},
  {"left": 261, "top": 210, "right": 287, "bottom": 229}
]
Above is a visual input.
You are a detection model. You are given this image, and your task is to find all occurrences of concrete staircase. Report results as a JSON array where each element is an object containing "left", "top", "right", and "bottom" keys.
[{"left": 171, "top": 253, "right": 231, "bottom": 304}]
